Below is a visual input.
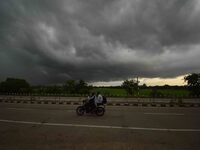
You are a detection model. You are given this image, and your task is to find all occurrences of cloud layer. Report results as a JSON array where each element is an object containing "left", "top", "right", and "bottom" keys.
[{"left": 0, "top": 0, "right": 200, "bottom": 84}]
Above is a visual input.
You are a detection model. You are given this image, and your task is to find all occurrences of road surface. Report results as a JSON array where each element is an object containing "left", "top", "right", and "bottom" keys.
[{"left": 0, "top": 103, "right": 200, "bottom": 150}]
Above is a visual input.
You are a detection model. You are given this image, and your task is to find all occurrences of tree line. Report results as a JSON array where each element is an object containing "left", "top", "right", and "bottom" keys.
[
  {"left": 0, "top": 78, "right": 92, "bottom": 95},
  {"left": 0, "top": 73, "right": 199, "bottom": 97},
  {"left": 121, "top": 73, "right": 200, "bottom": 97}
]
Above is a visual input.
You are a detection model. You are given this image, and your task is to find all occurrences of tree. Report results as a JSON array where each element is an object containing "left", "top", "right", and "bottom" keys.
[
  {"left": 63, "top": 80, "right": 77, "bottom": 94},
  {"left": 0, "top": 78, "right": 30, "bottom": 93},
  {"left": 63, "top": 80, "right": 92, "bottom": 95},
  {"left": 141, "top": 83, "right": 147, "bottom": 89},
  {"left": 76, "top": 80, "right": 91, "bottom": 94},
  {"left": 121, "top": 79, "right": 138, "bottom": 96},
  {"left": 184, "top": 73, "right": 200, "bottom": 96}
]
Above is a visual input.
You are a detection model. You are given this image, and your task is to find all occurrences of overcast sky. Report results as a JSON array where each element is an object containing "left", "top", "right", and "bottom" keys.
[{"left": 0, "top": 0, "right": 200, "bottom": 85}]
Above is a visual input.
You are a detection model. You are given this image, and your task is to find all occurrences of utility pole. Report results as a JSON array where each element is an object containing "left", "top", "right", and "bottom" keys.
[{"left": 137, "top": 76, "right": 139, "bottom": 102}]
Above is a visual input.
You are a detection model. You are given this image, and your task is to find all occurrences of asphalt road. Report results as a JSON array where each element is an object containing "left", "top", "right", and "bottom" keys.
[{"left": 0, "top": 103, "right": 200, "bottom": 150}]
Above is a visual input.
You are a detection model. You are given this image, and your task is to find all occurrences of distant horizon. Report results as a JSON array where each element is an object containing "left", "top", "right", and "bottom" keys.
[
  {"left": 91, "top": 75, "right": 187, "bottom": 87},
  {"left": 0, "top": 74, "right": 187, "bottom": 87}
]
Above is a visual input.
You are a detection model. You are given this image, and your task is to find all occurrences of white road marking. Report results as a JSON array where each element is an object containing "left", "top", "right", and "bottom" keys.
[
  {"left": 144, "top": 113, "right": 184, "bottom": 116},
  {"left": 0, "top": 119, "right": 200, "bottom": 132},
  {"left": 7, "top": 108, "right": 36, "bottom": 111},
  {"left": 5, "top": 107, "right": 74, "bottom": 112}
]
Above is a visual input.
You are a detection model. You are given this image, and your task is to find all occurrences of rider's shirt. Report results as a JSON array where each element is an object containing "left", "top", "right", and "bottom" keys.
[{"left": 95, "top": 94, "right": 103, "bottom": 106}]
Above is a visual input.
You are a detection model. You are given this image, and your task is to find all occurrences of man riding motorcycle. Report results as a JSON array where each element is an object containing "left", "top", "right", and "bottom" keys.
[
  {"left": 85, "top": 92, "right": 96, "bottom": 113},
  {"left": 76, "top": 92, "right": 106, "bottom": 116}
]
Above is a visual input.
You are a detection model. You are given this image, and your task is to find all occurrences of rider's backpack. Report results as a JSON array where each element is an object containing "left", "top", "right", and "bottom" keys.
[{"left": 102, "top": 96, "right": 107, "bottom": 104}]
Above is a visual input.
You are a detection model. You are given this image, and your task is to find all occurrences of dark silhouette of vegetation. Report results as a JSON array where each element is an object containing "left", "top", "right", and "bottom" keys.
[
  {"left": 63, "top": 80, "right": 92, "bottom": 95},
  {"left": 121, "top": 79, "right": 138, "bottom": 96},
  {"left": 0, "top": 78, "right": 31, "bottom": 93},
  {"left": 31, "top": 80, "right": 92, "bottom": 95},
  {"left": 63, "top": 80, "right": 77, "bottom": 94},
  {"left": 184, "top": 73, "right": 200, "bottom": 97},
  {"left": 141, "top": 83, "right": 147, "bottom": 89},
  {"left": 0, "top": 75, "right": 198, "bottom": 98},
  {"left": 0, "top": 78, "right": 92, "bottom": 96},
  {"left": 76, "top": 80, "right": 92, "bottom": 94}
]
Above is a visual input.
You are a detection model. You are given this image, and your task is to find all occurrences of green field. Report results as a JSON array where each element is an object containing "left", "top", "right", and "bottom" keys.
[
  {"left": 93, "top": 87, "right": 190, "bottom": 98},
  {"left": 3, "top": 87, "right": 190, "bottom": 98},
  {"left": 93, "top": 87, "right": 127, "bottom": 96}
]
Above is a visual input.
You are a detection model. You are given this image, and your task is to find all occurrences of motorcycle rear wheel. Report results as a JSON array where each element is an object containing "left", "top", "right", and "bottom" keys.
[
  {"left": 95, "top": 107, "right": 105, "bottom": 116},
  {"left": 76, "top": 106, "right": 85, "bottom": 116}
]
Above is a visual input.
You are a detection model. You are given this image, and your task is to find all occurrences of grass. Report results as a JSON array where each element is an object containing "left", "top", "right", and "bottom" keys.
[
  {"left": 94, "top": 87, "right": 190, "bottom": 98},
  {"left": 93, "top": 87, "right": 127, "bottom": 96},
  {"left": 4, "top": 87, "right": 190, "bottom": 98}
]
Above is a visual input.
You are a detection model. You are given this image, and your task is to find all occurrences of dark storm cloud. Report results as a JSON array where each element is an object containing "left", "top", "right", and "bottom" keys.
[{"left": 0, "top": 0, "right": 200, "bottom": 84}]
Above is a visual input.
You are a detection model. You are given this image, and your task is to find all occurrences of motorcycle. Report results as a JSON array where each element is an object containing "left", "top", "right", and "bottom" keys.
[{"left": 76, "top": 100, "right": 105, "bottom": 116}]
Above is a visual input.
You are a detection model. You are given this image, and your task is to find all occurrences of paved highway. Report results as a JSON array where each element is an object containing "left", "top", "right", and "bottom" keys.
[{"left": 0, "top": 103, "right": 200, "bottom": 150}]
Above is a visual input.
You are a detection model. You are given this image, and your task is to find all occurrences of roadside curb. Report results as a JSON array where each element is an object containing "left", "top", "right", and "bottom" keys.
[{"left": 0, "top": 99, "right": 200, "bottom": 107}]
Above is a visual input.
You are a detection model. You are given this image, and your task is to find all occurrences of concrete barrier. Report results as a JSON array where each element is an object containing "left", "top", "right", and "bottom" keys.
[{"left": 0, "top": 95, "right": 200, "bottom": 107}]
